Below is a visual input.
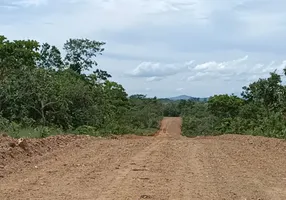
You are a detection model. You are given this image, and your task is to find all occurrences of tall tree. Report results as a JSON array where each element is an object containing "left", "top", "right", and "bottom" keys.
[
  {"left": 63, "top": 38, "right": 105, "bottom": 74},
  {"left": 38, "top": 43, "right": 63, "bottom": 70},
  {"left": 241, "top": 72, "right": 285, "bottom": 115},
  {"left": 208, "top": 94, "right": 244, "bottom": 118},
  {"left": 0, "top": 35, "right": 40, "bottom": 80}
]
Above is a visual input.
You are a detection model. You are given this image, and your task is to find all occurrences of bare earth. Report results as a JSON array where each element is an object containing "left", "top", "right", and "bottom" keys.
[{"left": 1, "top": 117, "right": 286, "bottom": 199}]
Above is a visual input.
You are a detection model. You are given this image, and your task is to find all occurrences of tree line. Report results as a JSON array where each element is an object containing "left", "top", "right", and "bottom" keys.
[
  {"left": 178, "top": 72, "right": 286, "bottom": 139},
  {"left": 0, "top": 35, "right": 164, "bottom": 137},
  {"left": 1, "top": 34, "right": 286, "bottom": 139}
]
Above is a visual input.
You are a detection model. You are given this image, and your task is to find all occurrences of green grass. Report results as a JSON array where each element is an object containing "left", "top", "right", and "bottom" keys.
[
  {"left": 132, "top": 128, "right": 158, "bottom": 136},
  {"left": 4, "top": 126, "right": 158, "bottom": 139},
  {"left": 6, "top": 127, "right": 64, "bottom": 138}
]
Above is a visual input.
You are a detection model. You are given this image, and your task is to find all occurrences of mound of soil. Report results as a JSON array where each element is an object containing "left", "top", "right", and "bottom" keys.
[
  {"left": 195, "top": 134, "right": 286, "bottom": 152},
  {"left": 0, "top": 134, "right": 89, "bottom": 167},
  {"left": 2, "top": 118, "right": 286, "bottom": 199}
]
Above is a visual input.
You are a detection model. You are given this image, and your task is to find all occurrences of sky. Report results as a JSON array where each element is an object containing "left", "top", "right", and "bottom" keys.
[{"left": 1, "top": 0, "right": 286, "bottom": 98}]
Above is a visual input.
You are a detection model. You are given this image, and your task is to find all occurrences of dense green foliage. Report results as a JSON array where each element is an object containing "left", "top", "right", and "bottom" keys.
[
  {"left": 182, "top": 72, "right": 286, "bottom": 139},
  {"left": 0, "top": 35, "right": 164, "bottom": 138},
  {"left": 2, "top": 34, "right": 286, "bottom": 139}
]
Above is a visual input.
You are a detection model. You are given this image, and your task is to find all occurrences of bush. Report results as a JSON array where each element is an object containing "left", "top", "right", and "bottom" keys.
[
  {"left": 73, "top": 125, "right": 98, "bottom": 136},
  {"left": 182, "top": 115, "right": 218, "bottom": 137}
]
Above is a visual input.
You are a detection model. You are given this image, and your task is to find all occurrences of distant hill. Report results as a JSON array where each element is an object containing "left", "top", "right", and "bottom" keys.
[
  {"left": 169, "top": 95, "right": 208, "bottom": 102},
  {"left": 130, "top": 94, "right": 209, "bottom": 103}
]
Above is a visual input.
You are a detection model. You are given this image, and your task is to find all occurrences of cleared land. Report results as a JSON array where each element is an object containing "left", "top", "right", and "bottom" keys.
[{"left": 1, "top": 117, "right": 286, "bottom": 199}]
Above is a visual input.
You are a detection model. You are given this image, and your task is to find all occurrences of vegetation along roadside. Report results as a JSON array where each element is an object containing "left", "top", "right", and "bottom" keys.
[{"left": 1, "top": 35, "right": 286, "bottom": 139}]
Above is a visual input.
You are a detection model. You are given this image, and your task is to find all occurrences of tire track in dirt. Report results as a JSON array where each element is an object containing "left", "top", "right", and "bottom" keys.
[
  {"left": 100, "top": 138, "right": 184, "bottom": 200},
  {"left": 180, "top": 139, "right": 220, "bottom": 200},
  {"left": 155, "top": 117, "right": 182, "bottom": 138},
  {"left": 96, "top": 139, "right": 165, "bottom": 200},
  {"left": 197, "top": 136, "right": 286, "bottom": 200},
  {"left": 203, "top": 139, "right": 270, "bottom": 199},
  {"left": 1, "top": 117, "right": 286, "bottom": 199},
  {"left": 0, "top": 138, "right": 155, "bottom": 200}
]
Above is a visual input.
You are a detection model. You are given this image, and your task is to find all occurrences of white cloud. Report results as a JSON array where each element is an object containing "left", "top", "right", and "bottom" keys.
[
  {"left": 0, "top": 5, "right": 18, "bottom": 9},
  {"left": 126, "top": 55, "right": 286, "bottom": 89},
  {"left": 187, "top": 56, "right": 286, "bottom": 82},
  {"left": 192, "top": 56, "right": 248, "bottom": 73},
  {"left": 127, "top": 61, "right": 188, "bottom": 77},
  {"left": 146, "top": 77, "right": 164, "bottom": 82},
  {"left": 185, "top": 60, "right": 195, "bottom": 69},
  {"left": 121, "top": 54, "right": 286, "bottom": 96},
  {"left": 11, "top": 0, "right": 47, "bottom": 7},
  {"left": 176, "top": 88, "right": 184, "bottom": 91},
  {"left": 1, "top": 0, "right": 286, "bottom": 97}
]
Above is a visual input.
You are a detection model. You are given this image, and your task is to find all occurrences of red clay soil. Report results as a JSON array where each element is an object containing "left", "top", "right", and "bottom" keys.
[
  {"left": 1, "top": 117, "right": 286, "bottom": 199},
  {"left": 0, "top": 134, "right": 92, "bottom": 170},
  {"left": 154, "top": 117, "right": 182, "bottom": 138}
]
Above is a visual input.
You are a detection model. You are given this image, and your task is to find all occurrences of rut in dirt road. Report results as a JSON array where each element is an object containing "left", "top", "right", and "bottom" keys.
[
  {"left": 155, "top": 117, "right": 182, "bottom": 138},
  {"left": 1, "top": 117, "right": 286, "bottom": 199}
]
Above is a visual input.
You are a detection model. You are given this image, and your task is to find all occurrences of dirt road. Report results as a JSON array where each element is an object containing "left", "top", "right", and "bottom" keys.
[{"left": 1, "top": 117, "right": 286, "bottom": 199}]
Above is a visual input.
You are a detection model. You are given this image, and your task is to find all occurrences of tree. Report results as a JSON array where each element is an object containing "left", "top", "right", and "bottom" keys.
[
  {"left": 163, "top": 102, "right": 180, "bottom": 117},
  {"left": 178, "top": 100, "right": 195, "bottom": 116},
  {"left": 101, "top": 80, "right": 129, "bottom": 122},
  {"left": 38, "top": 43, "right": 63, "bottom": 70},
  {"left": 0, "top": 35, "right": 40, "bottom": 80},
  {"left": 241, "top": 72, "right": 286, "bottom": 115},
  {"left": 0, "top": 35, "right": 167, "bottom": 137},
  {"left": 129, "top": 94, "right": 147, "bottom": 99},
  {"left": 87, "top": 69, "right": 112, "bottom": 85},
  {"left": 208, "top": 94, "right": 244, "bottom": 118},
  {"left": 63, "top": 38, "right": 105, "bottom": 74}
]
